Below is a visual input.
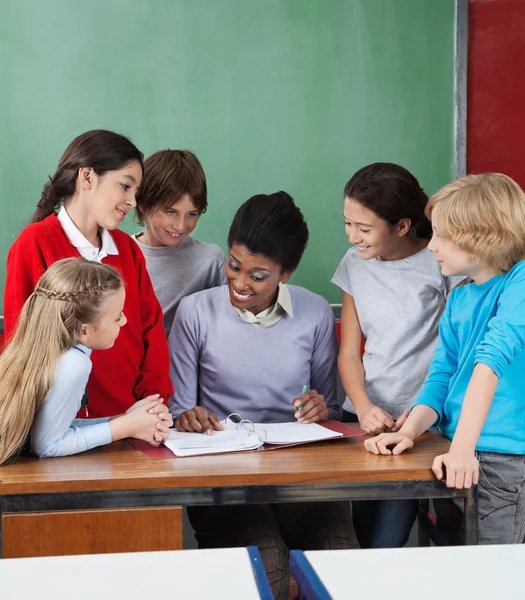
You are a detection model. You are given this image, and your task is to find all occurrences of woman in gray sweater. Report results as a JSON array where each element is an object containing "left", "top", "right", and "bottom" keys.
[{"left": 168, "top": 191, "right": 357, "bottom": 600}]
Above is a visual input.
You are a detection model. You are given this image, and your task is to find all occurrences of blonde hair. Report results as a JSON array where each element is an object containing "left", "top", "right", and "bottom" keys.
[
  {"left": 426, "top": 173, "right": 525, "bottom": 273},
  {"left": 0, "top": 258, "right": 123, "bottom": 465}
]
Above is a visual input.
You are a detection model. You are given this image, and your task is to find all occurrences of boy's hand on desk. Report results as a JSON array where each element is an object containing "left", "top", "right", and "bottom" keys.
[
  {"left": 358, "top": 405, "right": 395, "bottom": 434},
  {"left": 432, "top": 450, "right": 479, "bottom": 489},
  {"left": 175, "top": 407, "right": 224, "bottom": 436},
  {"left": 364, "top": 432, "right": 414, "bottom": 455},
  {"left": 293, "top": 390, "right": 328, "bottom": 424}
]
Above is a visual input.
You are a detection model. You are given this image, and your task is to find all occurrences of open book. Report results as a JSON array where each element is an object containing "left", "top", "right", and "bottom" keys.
[{"left": 161, "top": 420, "right": 362, "bottom": 458}]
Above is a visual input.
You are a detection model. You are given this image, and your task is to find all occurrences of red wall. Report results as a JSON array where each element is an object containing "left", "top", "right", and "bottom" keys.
[{"left": 467, "top": 0, "right": 525, "bottom": 187}]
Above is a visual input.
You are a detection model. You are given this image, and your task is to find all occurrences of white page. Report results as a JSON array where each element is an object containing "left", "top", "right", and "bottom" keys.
[
  {"left": 172, "top": 437, "right": 263, "bottom": 457},
  {"left": 253, "top": 422, "right": 343, "bottom": 445},
  {"left": 166, "top": 429, "right": 252, "bottom": 448},
  {"left": 163, "top": 428, "right": 263, "bottom": 456}
]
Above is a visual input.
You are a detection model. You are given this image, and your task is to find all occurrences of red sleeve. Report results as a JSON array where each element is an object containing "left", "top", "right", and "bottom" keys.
[
  {"left": 4, "top": 228, "right": 48, "bottom": 340},
  {"left": 133, "top": 248, "right": 174, "bottom": 403}
]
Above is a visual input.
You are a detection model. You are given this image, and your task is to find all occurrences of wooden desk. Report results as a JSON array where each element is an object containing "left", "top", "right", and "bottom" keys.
[
  {"left": 1, "top": 547, "right": 273, "bottom": 599},
  {"left": 0, "top": 432, "right": 477, "bottom": 557},
  {"left": 291, "top": 545, "right": 524, "bottom": 599}
]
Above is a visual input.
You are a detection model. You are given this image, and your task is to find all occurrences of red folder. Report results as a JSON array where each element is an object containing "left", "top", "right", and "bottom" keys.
[{"left": 128, "top": 420, "right": 364, "bottom": 459}]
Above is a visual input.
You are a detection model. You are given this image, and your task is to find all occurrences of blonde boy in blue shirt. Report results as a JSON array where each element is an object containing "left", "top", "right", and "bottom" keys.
[{"left": 366, "top": 173, "right": 525, "bottom": 544}]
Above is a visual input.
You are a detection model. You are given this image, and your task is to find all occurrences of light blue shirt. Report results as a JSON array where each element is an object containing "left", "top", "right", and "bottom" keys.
[
  {"left": 30, "top": 344, "right": 112, "bottom": 458},
  {"left": 168, "top": 285, "right": 341, "bottom": 423},
  {"left": 413, "top": 261, "right": 525, "bottom": 454}
]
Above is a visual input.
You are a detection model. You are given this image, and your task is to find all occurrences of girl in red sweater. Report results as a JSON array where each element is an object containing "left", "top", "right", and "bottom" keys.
[{"left": 4, "top": 130, "right": 173, "bottom": 417}]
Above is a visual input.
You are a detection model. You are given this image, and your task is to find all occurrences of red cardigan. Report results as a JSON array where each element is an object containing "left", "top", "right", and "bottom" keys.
[{"left": 4, "top": 214, "right": 173, "bottom": 417}]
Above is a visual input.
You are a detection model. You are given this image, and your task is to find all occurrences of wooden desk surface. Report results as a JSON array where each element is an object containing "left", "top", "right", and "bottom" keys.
[{"left": 0, "top": 432, "right": 449, "bottom": 495}]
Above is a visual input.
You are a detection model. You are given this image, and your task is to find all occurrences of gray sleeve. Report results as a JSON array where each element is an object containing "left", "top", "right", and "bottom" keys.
[
  {"left": 445, "top": 275, "right": 469, "bottom": 293},
  {"left": 211, "top": 248, "right": 227, "bottom": 287},
  {"left": 168, "top": 297, "right": 201, "bottom": 419},
  {"left": 331, "top": 253, "right": 352, "bottom": 296},
  {"left": 310, "top": 302, "right": 341, "bottom": 420}
]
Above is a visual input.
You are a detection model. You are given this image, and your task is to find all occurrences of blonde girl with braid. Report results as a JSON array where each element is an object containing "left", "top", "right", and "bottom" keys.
[{"left": 0, "top": 258, "right": 173, "bottom": 465}]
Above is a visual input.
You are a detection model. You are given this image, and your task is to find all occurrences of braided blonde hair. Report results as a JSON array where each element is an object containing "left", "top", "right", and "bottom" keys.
[{"left": 0, "top": 258, "right": 123, "bottom": 465}]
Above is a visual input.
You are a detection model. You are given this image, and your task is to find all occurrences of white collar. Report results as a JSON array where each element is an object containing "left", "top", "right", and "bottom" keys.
[
  {"left": 58, "top": 206, "right": 118, "bottom": 256},
  {"left": 236, "top": 282, "right": 294, "bottom": 325},
  {"left": 274, "top": 282, "right": 293, "bottom": 318}
]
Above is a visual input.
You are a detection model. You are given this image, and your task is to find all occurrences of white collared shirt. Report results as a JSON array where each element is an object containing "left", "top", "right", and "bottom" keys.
[
  {"left": 234, "top": 282, "right": 294, "bottom": 328},
  {"left": 57, "top": 206, "right": 119, "bottom": 262}
]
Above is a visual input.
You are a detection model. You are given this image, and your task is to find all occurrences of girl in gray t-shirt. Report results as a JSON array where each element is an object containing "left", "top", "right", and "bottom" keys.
[{"left": 332, "top": 163, "right": 465, "bottom": 550}]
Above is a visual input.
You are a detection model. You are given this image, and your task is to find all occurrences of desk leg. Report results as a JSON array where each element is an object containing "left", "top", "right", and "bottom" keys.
[
  {"left": 417, "top": 499, "right": 430, "bottom": 547},
  {"left": 463, "top": 486, "right": 479, "bottom": 545}
]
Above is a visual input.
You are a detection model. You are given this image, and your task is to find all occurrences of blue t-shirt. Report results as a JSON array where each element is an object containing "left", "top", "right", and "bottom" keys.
[{"left": 414, "top": 261, "right": 525, "bottom": 454}]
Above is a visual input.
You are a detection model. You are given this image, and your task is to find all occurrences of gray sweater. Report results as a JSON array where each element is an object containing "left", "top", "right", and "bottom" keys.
[
  {"left": 132, "top": 234, "right": 226, "bottom": 335},
  {"left": 168, "top": 285, "right": 341, "bottom": 423}
]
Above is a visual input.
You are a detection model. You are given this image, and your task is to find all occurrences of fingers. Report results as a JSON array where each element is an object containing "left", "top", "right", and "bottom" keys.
[
  {"left": 142, "top": 394, "right": 161, "bottom": 403},
  {"left": 157, "top": 412, "right": 173, "bottom": 426},
  {"left": 360, "top": 406, "right": 394, "bottom": 434},
  {"left": 293, "top": 391, "right": 311, "bottom": 411},
  {"left": 208, "top": 412, "right": 225, "bottom": 431},
  {"left": 189, "top": 409, "right": 213, "bottom": 434},
  {"left": 392, "top": 409, "right": 410, "bottom": 432},
  {"left": 173, "top": 408, "right": 220, "bottom": 435},
  {"left": 364, "top": 434, "right": 413, "bottom": 456},
  {"left": 147, "top": 401, "right": 168, "bottom": 415},
  {"left": 375, "top": 434, "right": 411, "bottom": 455},
  {"left": 363, "top": 414, "right": 388, "bottom": 434},
  {"left": 374, "top": 435, "right": 393, "bottom": 455},
  {"left": 364, "top": 435, "right": 383, "bottom": 455},
  {"left": 392, "top": 437, "right": 414, "bottom": 455},
  {"left": 375, "top": 408, "right": 394, "bottom": 429},
  {"left": 432, "top": 455, "right": 444, "bottom": 481},
  {"left": 295, "top": 392, "right": 327, "bottom": 424}
]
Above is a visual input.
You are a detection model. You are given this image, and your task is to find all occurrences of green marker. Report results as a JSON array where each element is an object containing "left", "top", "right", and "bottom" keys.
[{"left": 297, "top": 384, "right": 310, "bottom": 412}]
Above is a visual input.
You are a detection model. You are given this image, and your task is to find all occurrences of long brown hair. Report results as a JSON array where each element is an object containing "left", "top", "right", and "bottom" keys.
[
  {"left": 33, "top": 129, "right": 144, "bottom": 223},
  {"left": 0, "top": 258, "right": 123, "bottom": 464}
]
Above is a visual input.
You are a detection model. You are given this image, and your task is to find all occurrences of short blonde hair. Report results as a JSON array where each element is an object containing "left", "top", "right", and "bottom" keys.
[{"left": 426, "top": 173, "right": 525, "bottom": 273}]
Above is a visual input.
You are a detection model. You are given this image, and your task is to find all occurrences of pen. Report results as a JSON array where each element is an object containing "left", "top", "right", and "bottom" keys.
[{"left": 297, "top": 384, "right": 309, "bottom": 412}]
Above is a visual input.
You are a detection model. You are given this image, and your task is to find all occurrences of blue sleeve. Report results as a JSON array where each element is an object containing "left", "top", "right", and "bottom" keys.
[
  {"left": 310, "top": 302, "right": 340, "bottom": 420},
  {"left": 412, "top": 298, "right": 459, "bottom": 425},
  {"left": 168, "top": 297, "right": 201, "bottom": 419},
  {"left": 475, "top": 263, "right": 525, "bottom": 377},
  {"left": 30, "top": 352, "right": 112, "bottom": 458}
]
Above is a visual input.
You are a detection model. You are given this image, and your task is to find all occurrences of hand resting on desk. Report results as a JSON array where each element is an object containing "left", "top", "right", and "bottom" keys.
[{"left": 175, "top": 407, "right": 225, "bottom": 436}]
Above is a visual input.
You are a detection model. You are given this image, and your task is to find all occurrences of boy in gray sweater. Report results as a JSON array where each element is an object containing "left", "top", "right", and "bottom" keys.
[{"left": 133, "top": 149, "right": 225, "bottom": 335}]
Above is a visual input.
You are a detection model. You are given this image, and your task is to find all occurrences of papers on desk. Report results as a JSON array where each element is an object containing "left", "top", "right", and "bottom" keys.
[
  {"left": 163, "top": 422, "right": 348, "bottom": 457},
  {"left": 164, "top": 429, "right": 264, "bottom": 457},
  {"left": 255, "top": 422, "right": 343, "bottom": 445}
]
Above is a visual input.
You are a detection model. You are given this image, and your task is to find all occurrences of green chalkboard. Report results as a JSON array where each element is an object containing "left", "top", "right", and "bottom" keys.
[{"left": 0, "top": 0, "right": 455, "bottom": 309}]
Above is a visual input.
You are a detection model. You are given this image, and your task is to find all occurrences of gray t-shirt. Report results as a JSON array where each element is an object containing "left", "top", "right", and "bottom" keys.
[
  {"left": 133, "top": 234, "right": 226, "bottom": 335},
  {"left": 332, "top": 246, "right": 466, "bottom": 417}
]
